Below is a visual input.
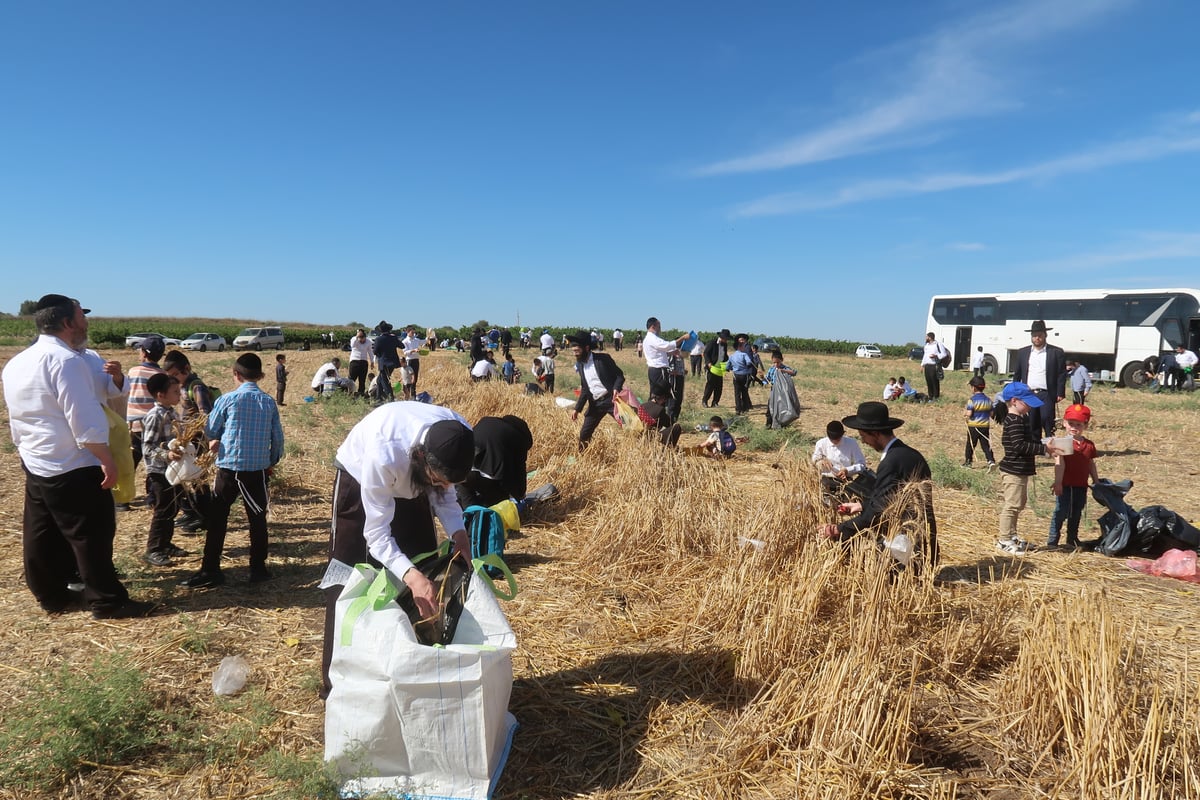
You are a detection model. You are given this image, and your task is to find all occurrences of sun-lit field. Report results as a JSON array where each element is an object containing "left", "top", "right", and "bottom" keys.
[{"left": 1, "top": 341, "right": 1198, "bottom": 799}]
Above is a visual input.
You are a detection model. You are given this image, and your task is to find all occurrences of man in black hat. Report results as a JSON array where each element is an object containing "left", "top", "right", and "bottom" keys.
[
  {"left": 1011, "top": 320, "right": 1066, "bottom": 437},
  {"left": 819, "top": 401, "right": 938, "bottom": 571},
  {"left": 702, "top": 329, "right": 731, "bottom": 408},
  {"left": 456, "top": 415, "right": 534, "bottom": 509},
  {"left": 566, "top": 329, "right": 625, "bottom": 450},
  {"left": 320, "top": 402, "right": 476, "bottom": 698},
  {"left": 2, "top": 294, "right": 155, "bottom": 618}
]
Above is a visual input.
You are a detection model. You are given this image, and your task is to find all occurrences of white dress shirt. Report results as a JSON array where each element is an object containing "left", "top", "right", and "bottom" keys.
[
  {"left": 811, "top": 435, "right": 867, "bottom": 476},
  {"left": 580, "top": 355, "right": 607, "bottom": 398},
  {"left": 642, "top": 330, "right": 679, "bottom": 368},
  {"left": 334, "top": 403, "right": 471, "bottom": 579},
  {"left": 1025, "top": 346, "right": 1048, "bottom": 391},
  {"left": 921, "top": 340, "right": 946, "bottom": 366},
  {"left": 471, "top": 359, "right": 500, "bottom": 379},
  {"left": 312, "top": 361, "right": 340, "bottom": 391},
  {"left": 969, "top": 350, "right": 984, "bottom": 370},
  {"left": 539, "top": 333, "right": 555, "bottom": 350},
  {"left": 1176, "top": 349, "right": 1199, "bottom": 369},
  {"left": 2, "top": 334, "right": 109, "bottom": 477},
  {"left": 348, "top": 337, "right": 374, "bottom": 362},
  {"left": 402, "top": 334, "right": 424, "bottom": 361}
]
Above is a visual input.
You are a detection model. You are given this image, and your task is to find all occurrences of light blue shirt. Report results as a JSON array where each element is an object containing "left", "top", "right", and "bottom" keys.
[{"left": 205, "top": 381, "right": 284, "bottom": 472}]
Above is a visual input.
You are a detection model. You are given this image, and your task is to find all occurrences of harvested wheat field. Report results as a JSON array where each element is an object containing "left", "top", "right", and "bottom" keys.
[{"left": 1, "top": 343, "right": 1199, "bottom": 800}]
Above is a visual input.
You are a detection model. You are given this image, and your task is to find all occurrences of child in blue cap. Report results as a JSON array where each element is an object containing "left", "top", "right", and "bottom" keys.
[{"left": 995, "top": 382, "right": 1066, "bottom": 553}]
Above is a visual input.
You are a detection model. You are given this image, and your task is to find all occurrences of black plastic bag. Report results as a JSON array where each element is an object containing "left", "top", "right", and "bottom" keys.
[{"left": 395, "top": 550, "right": 472, "bottom": 646}]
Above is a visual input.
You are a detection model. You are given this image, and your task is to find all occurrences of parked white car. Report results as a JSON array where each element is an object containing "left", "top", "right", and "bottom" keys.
[
  {"left": 179, "top": 332, "right": 227, "bottom": 352},
  {"left": 125, "top": 332, "right": 182, "bottom": 349},
  {"left": 855, "top": 344, "right": 883, "bottom": 359}
]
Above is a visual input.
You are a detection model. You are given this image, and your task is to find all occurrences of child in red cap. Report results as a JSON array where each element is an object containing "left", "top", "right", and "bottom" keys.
[{"left": 1048, "top": 403, "right": 1099, "bottom": 549}]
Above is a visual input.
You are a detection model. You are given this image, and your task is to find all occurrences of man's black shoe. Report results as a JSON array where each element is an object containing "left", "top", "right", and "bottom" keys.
[
  {"left": 248, "top": 567, "right": 273, "bottom": 585},
  {"left": 92, "top": 599, "right": 156, "bottom": 620},
  {"left": 179, "top": 570, "right": 225, "bottom": 589},
  {"left": 41, "top": 588, "right": 85, "bottom": 615},
  {"left": 163, "top": 544, "right": 190, "bottom": 558},
  {"left": 143, "top": 551, "right": 172, "bottom": 567}
]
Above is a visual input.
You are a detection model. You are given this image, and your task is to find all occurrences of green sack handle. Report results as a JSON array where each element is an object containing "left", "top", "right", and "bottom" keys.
[
  {"left": 472, "top": 553, "right": 518, "bottom": 601},
  {"left": 339, "top": 566, "right": 400, "bottom": 647}
]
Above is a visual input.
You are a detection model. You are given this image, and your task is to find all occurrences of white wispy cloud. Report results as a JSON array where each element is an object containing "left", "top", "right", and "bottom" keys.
[
  {"left": 692, "top": 0, "right": 1129, "bottom": 177},
  {"left": 947, "top": 242, "right": 987, "bottom": 252},
  {"left": 1020, "top": 232, "right": 1200, "bottom": 273},
  {"left": 731, "top": 120, "right": 1200, "bottom": 217}
]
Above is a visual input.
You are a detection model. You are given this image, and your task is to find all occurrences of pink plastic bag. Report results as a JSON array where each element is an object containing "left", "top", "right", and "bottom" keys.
[{"left": 1126, "top": 549, "right": 1200, "bottom": 583}]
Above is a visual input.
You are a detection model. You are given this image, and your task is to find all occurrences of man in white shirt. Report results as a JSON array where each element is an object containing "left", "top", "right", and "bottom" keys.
[
  {"left": 920, "top": 332, "right": 949, "bottom": 400},
  {"left": 969, "top": 346, "right": 985, "bottom": 378},
  {"left": 539, "top": 330, "right": 556, "bottom": 354},
  {"left": 532, "top": 352, "right": 556, "bottom": 393},
  {"left": 311, "top": 357, "right": 342, "bottom": 393},
  {"left": 1011, "top": 320, "right": 1066, "bottom": 436},
  {"left": 1173, "top": 344, "right": 1198, "bottom": 390},
  {"left": 347, "top": 329, "right": 374, "bottom": 396},
  {"left": 811, "top": 419, "right": 868, "bottom": 498},
  {"left": 612, "top": 329, "right": 624, "bottom": 351},
  {"left": 567, "top": 330, "right": 625, "bottom": 449},
  {"left": 643, "top": 317, "right": 690, "bottom": 420},
  {"left": 2, "top": 294, "right": 153, "bottom": 619},
  {"left": 471, "top": 353, "right": 501, "bottom": 381},
  {"left": 321, "top": 402, "right": 475, "bottom": 698}
]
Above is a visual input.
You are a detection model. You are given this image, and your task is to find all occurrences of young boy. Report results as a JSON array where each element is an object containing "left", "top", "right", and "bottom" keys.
[
  {"left": 141, "top": 373, "right": 189, "bottom": 566},
  {"left": 883, "top": 377, "right": 899, "bottom": 401},
  {"left": 398, "top": 357, "right": 415, "bottom": 400},
  {"left": 179, "top": 353, "right": 284, "bottom": 588},
  {"left": 699, "top": 416, "right": 746, "bottom": 458},
  {"left": 502, "top": 352, "right": 519, "bottom": 385},
  {"left": 764, "top": 349, "right": 798, "bottom": 428},
  {"left": 1048, "top": 404, "right": 1099, "bottom": 549},
  {"left": 996, "top": 382, "right": 1063, "bottom": 554},
  {"left": 962, "top": 376, "right": 996, "bottom": 469},
  {"left": 275, "top": 353, "right": 288, "bottom": 406},
  {"left": 321, "top": 368, "right": 340, "bottom": 398}
]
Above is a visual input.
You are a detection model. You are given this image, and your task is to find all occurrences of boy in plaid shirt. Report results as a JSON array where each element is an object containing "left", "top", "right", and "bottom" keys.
[{"left": 141, "top": 373, "right": 189, "bottom": 566}]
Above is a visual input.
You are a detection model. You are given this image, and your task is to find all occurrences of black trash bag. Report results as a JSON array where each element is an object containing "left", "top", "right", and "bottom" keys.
[
  {"left": 1085, "top": 479, "right": 1142, "bottom": 556},
  {"left": 394, "top": 550, "right": 472, "bottom": 646},
  {"left": 1137, "top": 506, "right": 1200, "bottom": 552}
]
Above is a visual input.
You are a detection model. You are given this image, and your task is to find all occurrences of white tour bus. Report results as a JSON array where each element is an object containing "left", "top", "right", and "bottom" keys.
[{"left": 927, "top": 288, "right": 1200, "bottom": 387}]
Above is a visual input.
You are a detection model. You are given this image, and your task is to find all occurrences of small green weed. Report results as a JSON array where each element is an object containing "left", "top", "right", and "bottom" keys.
[
  {"left": 0, "top": 653, "right": 169, "bottom": 791},
  {"left": 177, "top": 613, "right": 217, "bottom": 654},
  {"left": 257, "top": 750, "right": 341, "bottom": 799}
]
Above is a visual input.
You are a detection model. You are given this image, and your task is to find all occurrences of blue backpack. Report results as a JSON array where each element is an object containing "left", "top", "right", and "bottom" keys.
[
  {"left": 718, "top": 429, "right": 737, "bottom": 456},
  {"left": 464, "top": 505, "right": 507, "bottom": 578}
]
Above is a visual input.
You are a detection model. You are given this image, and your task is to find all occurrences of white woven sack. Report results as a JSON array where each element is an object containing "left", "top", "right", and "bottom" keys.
[{"left": 325, "top": 565, "right": 518, "bottom": 800}]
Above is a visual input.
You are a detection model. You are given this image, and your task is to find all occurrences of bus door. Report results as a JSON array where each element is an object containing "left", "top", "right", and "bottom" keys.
[
  {"left": 954, "top": 327, "right": 972, "bottom": 371},
  {"left": 1189, "top": 318, "right": 1200, "bottom": 353}
]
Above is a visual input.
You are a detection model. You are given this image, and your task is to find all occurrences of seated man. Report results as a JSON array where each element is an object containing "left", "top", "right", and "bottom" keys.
[{"left": 811, "top": 420, "right": 869, "bottom": 500}]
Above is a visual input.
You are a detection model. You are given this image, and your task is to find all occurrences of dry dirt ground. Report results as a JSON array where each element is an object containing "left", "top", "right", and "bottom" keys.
[{"left": 0, "top": 343, "right": 1198, "bottom": 799}]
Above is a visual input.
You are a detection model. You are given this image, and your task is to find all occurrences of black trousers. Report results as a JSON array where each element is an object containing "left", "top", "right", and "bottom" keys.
[
  {"left": 690, "top": 355, "right": 702, "bottom": 376},
  {"left": 923, "top": 363, "right": 941, "bottom": 399},
  {"left": 376, "top": 363, "right": 396, "bottom": 401},
  {"left": 322, "top": 469, "right": 438, "bottom": 698},
  {"left": 201, "top": 468, "right": 270, "bottom": 574},
  {"left": 348, "top": 359, "right": 369, "bottom": 395},
  {"left": 703, "top": 371, "right": 724, "bottom": 406},
  {"left": 1073, "top": 390, "right": 1086, "bottom": 405},
  {"left": 669, "top": 374, "right": 685, "bottom": 422},
  {"left": 146, "top": 472, "right": 183, "bottom": 553},
  {"left": 579, "top": 399, "right": 614, "bottom": 449},
  {"left": 276, "top": 380, "right": 286, "bottom": 405},
  {"left": 964, "top": 426, "right": 995, "bottom": 464},
  {"left": 1030, "top": 389, "right": 1055, "bottom": 437},
  {"left": 732, "top": 373, "right": 753, "bottom": 413},
  {"left": 22, "top": 464, "right": 129, "bottom": 612},
  {"left": 408, "top": 358, "right": 420, "bottom": 391},
  {"left": 647, "top": 366, "right": 672, "bottom": 398}
]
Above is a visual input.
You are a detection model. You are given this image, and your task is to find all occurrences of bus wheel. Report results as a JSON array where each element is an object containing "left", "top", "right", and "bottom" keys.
[
  {"left": 1119, "top": 362, "right": 1146, "bottom": 389},
  {"left": 982, "top": 355, "right": 998, "bottom": 375}
]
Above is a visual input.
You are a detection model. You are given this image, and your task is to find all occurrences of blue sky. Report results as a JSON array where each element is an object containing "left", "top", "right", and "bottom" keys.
[{"left": 2, "top": 0, "right": 1198, "bottom": 346}]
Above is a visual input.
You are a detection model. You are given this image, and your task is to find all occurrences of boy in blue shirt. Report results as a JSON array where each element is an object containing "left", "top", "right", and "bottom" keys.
[{"left": 180, "top": 353, "right": 284, "bottom": 588}]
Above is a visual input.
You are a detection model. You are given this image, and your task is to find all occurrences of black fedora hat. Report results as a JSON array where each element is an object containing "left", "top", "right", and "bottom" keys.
[
  {"left": 1025, "top": 320, "right": 1053, "bottom": 333},
  {"left": 718, "top": 328, "right": 731, "bottom": 339},
  {"left": 564, "top": 329, "right": 592, "bottom": 347},
  {"left": 841, "top": 401, "right": 904, "bottom": 432}
]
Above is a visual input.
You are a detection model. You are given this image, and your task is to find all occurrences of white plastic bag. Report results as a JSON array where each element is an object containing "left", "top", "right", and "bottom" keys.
[
  {"left": 212, "top": 655, "right": 251, "bottom": 695},
  {"left": 325, "top": 564, "right": 518, "bottom": 800}
]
